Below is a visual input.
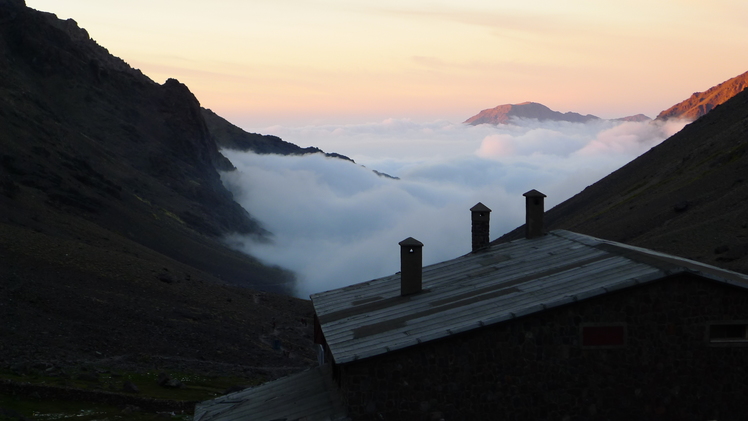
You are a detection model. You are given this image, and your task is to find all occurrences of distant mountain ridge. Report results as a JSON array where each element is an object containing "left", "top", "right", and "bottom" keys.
[
  {"left": 464, "top": 102, "right": 649, "bottom": 125},
  {"left": 466, "top": 70, "right": 748, "bottom": 126},
  {"left": 656, "top": 70, "right": 748, "bottom": 121}
]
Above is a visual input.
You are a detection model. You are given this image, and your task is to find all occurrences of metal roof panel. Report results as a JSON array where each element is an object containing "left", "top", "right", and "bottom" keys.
[{"left": 311, "top": 230, "right": 748, "bottom": 364}]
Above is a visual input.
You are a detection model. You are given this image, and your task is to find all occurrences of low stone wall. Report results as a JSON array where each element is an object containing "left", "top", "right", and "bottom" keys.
[{"left": 338, "top": 274, "right": 748, "bottom": 420}]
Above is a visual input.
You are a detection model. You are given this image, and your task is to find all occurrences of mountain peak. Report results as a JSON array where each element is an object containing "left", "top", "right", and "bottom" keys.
[
  {"left": 464, "top": 102, "right": 600, "bottom": 125},
  {"left": 615, "top": 114, "right": 652, "bottom": 122}
]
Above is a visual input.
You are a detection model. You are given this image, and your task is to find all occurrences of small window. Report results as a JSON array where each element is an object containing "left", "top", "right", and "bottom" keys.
[
  {"left": 581, "top": 324, "right": 626, "bottom": 348},
  {"left": 709, "top": 323, "right": 748, "bottom": 343}
]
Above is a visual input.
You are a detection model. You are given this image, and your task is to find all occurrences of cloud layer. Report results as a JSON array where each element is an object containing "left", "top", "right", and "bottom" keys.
[{"left": 222, "top": 117, "right": 688, "bottom": 298}]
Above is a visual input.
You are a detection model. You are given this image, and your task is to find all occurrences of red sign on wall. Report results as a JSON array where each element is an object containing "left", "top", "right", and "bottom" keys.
[{"left": 582, "top": 325, "right": 625, "bottom": 347}]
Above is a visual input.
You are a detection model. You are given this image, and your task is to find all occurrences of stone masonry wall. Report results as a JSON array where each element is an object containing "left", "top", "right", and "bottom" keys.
[
  {"left": 337, "top": 274, "right": 748, "bottom": 420},
  {"left": 471, "top": 220, "right": 490, "bottom": 252}
]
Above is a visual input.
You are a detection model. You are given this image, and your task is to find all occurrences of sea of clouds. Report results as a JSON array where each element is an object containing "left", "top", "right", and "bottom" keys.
[{"left": 221, "top": 117, "right": 688, "bottom": 298}]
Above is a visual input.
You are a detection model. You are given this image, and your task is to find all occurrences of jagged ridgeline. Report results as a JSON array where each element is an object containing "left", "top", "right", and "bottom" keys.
[{"left": 202, "top": 108, "right": 354, "bottom": 161}]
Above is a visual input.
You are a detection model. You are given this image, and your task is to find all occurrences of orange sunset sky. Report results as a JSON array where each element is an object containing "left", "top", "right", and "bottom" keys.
[{"left": 26, "top": 0, "right": 748, "bottom": 127}]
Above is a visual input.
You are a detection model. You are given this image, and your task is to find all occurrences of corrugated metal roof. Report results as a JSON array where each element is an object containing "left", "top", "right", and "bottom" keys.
[
  {"left": 193, "top": 364, "right": 348, "bottom": 421},
  {"left": 311, "top": 229, "right": 748, "bottom": 364}
]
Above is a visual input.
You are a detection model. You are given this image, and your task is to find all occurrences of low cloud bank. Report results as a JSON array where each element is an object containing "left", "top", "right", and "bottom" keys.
[{"left": 222, "top": 117, "right": 688, "bottom": 297}]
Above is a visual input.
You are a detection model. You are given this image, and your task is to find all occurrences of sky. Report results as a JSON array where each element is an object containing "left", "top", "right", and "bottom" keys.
[
  {"left": 24, "top": 1, "right": 745, "bottom": 296},
  {"left": 26, "top": 0, "right": 748, "bottom": 127}
]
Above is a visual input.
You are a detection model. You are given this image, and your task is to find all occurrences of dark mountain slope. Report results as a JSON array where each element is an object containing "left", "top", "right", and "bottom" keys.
[
  {"left": 497, "top": 87, "right": 748, "bottom": 274},
  {"left": 657, "top": 70, "right": 748, "bottom": 121},
  {"left": 0, "top": 0, "right": 294, "bottom": 290},
  {"left": 0, "top": 0, "right": 315, "bottom": 377}
]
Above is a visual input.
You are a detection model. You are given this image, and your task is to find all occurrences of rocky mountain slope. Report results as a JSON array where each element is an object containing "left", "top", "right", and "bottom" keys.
[
  {"left": 0, "top": 0, "right": 316, "bottom": 388},
  {"left": 0, "top": 1, "right": 294, "bottom": 289},
  {"left": 497, "top": 83, "right": 748, "bottom": 275},
  {"left": 656, "top": 70, "right": 748, "bottom": 121}
]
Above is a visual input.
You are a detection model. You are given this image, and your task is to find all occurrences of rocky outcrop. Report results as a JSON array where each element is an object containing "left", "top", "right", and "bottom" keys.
[{"left": 656, "top": 70, "right": 748, "bottom": 121}]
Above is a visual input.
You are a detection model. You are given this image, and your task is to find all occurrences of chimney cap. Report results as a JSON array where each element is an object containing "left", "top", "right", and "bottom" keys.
[
  {"left": 523, "top": 189, "right": 546, "bottom": 198},
  {"left": 470, "top": 202, "right": 492, "bottom": 213},
  {"left": 399, "top": 237, "right": 424, "bottom": 247}
]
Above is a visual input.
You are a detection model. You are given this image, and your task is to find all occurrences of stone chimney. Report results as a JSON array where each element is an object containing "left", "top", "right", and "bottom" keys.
[
  {"left": 470, "top": 202, "right": 492, "bottom": 252},
  {"left": 523, "top": 189, "right": 546, "bottom": 239},
  {"left": 399, "top": 237, "right": 423, "bottom": 296}
]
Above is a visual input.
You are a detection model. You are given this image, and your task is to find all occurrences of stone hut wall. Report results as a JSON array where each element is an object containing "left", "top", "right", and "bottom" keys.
[{"left": 336, "top": 274, "right": 748, "bottom": 420}]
